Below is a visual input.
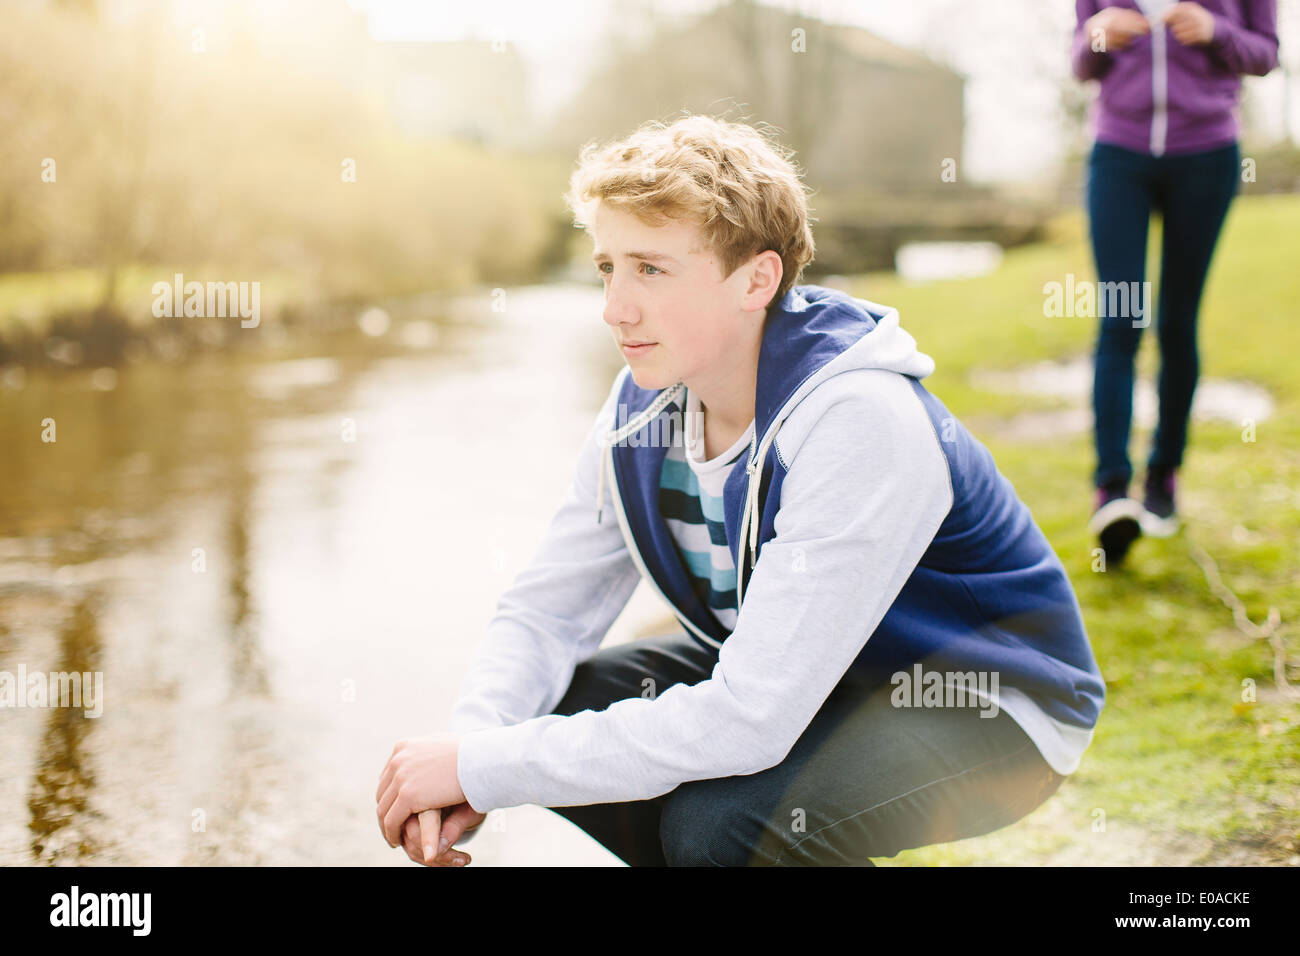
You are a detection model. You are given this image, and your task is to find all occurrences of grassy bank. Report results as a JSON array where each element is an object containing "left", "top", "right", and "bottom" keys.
[{"left": 849, "top": 193, "right": 1300, "bottom": 865}]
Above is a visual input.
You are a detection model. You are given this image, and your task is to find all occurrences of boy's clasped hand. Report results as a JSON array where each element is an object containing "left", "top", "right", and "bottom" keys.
[{"left": 375, "top": 732, "right": 487, "bottom": 866}]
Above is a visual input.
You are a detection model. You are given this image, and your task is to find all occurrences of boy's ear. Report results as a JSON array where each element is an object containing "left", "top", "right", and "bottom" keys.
[{"left": 746, "top": 249, "right": 783, "bottom": 311}]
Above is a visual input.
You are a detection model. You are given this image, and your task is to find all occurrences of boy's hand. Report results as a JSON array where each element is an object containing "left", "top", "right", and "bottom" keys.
[
  {"left": 1087, "top": 7, "right": 1151, "bottom": 51},
  {"left": 376, "top": 732, "right": 468, "bottom": 849},
  {"left": 1163, "top": 3, "right": 1215, "bottom": 46},
  {"left": 398, "top": 809, "right": 465, "bottom": 866},
  {"left": 438, "top": 800, "right": 489, "bottom": 847},
  {"left": 398, "top": 804, "right": 488, "bottom": 866}
]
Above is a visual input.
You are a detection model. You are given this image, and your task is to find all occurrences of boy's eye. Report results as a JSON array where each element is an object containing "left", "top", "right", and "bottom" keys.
[{"left": 595, "top": 262, "right": 663, "bottom": 276}]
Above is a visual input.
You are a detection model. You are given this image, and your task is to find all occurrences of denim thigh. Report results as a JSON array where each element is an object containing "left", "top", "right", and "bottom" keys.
[
  {"left": 544, "top": 632, "right": 1066, "bottom": 867},
  {"left": 659, "top": 667, "right": 1065, "bottom": 866}
]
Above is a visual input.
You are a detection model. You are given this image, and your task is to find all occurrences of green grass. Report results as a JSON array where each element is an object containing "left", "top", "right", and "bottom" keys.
[
  {"left": 850, "top": 193, "right": 1300, "bottom": 865},
  {"left": 0, "top": 264, "right": 317, "bottom": 336}
]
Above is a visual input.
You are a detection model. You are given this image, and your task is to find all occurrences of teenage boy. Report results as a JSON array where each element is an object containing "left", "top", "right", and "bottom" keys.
[{"left": 376, "top": 114, "right": 1106, "bottom": 866}]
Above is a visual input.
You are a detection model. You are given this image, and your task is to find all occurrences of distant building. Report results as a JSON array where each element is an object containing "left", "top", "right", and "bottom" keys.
[{"left": 542, "top": 0, "right": 966, "bottom": 196}]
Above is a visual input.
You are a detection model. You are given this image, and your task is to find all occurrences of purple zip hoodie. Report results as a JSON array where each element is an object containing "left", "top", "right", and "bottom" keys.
[{"left": 1072, "top": 0, "right": 1279, "bottom": 155}]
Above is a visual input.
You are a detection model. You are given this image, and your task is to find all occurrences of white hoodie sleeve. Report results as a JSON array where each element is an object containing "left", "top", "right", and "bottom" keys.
[
  {"left": 445, "top": 372, "right": 642, "bottom": 738},
  {"left": 454, "top": 368, "right": 955, "bottom": 813}
]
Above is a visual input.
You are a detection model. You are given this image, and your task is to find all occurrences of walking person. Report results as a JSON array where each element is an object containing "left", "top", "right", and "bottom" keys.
[{"left": 1073, "top": 0, "right": 1279, "bottom": 564}]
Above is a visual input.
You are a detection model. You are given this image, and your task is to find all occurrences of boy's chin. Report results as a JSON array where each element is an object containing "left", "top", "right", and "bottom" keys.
[{"left": 626, "top": 365, "right": 675, "bottom": 390}]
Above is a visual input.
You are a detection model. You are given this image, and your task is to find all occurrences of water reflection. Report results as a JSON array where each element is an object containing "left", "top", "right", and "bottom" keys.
[
  {"left": 1, "top": 285, "right": 651, "bottom": 865},
  {"left": 28, "top": 594, "right": 104, "bottom": 864},
  {"left": 224, "top": 415, "right": 268, "bottom": 700}
]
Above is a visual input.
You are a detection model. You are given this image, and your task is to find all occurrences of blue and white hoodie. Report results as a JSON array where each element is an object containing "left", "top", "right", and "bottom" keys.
[{"left": 448, "top": 284, "right": 1106, "bottom": 814}]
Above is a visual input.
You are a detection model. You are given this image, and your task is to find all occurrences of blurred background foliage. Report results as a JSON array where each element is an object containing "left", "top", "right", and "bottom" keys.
[
  {"left": 2, "top": 0, "right": 1297, "bottom": 365},
  {"left": 0, "top": 0, "right": 570, "bottom": 363}
]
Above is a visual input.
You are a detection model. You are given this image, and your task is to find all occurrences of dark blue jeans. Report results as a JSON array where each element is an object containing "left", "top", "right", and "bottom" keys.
[
  {"left": 1087, "top": 140, "right": 1239, "bottom": 489},
  {"left": 544, "top": 632, "right": 1066, "bottom": 866}
]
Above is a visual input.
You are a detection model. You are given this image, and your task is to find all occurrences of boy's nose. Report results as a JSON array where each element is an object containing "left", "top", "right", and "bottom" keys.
[{"left": 601, "top": 287, "right": 639, "bottom": 329}]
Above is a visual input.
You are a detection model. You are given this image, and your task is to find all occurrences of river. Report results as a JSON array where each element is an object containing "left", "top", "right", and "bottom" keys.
[{"left": 0, "top": 283, "right": 669, "bottom": 866}]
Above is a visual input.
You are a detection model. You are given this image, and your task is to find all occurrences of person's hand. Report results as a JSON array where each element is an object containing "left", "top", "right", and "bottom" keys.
[
  {"left": 376, "top": 732, "right": 467, "bottom": 850},
  {"left": 438, "top": 800, "right": 489, "bottom": 846},
  {"left": 397, "top": 808, "right": 464, "bottom": 866},
  {"left": 1086, "top": 7, "right": 1151, "bottom": 51},
  {"left": 398, "top": 803, "right": 488, "bottom": 866},
  {"left": 1163, "top": 2, "right": 1215, "bottom": 46}
]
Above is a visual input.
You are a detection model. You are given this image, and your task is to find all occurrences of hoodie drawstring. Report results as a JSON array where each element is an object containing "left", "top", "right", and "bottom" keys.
[
  {"left": 735, "top": 420, "right": 781, "bottom": 612},
  {"left": 596, "top": 438, "right": 608, "bottom": 524}
]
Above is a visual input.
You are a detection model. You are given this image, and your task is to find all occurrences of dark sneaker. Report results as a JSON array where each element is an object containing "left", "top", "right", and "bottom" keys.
[
  {"left": 1088, "top": 480, "right": 1143, "bottom": 565},
  {"left": 1141, "top": 466, "right": 1180, "bottom": 537}
]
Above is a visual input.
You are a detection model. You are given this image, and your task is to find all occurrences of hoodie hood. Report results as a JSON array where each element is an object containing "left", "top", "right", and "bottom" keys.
[{"left": 593, "top": 284, "right": 936, "bottom": 619}]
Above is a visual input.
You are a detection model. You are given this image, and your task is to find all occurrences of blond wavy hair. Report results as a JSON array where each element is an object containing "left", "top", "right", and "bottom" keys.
[{"left": 564, "top": 113, "right": 816, "bottom": 308}]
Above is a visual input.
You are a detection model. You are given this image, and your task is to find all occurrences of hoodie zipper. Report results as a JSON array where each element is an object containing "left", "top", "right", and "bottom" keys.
[{"left": 1147, "top": 3, "right": 1168, "bottom": 156}]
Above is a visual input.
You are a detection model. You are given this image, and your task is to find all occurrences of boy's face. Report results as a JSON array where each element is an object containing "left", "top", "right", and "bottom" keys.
[{"left": 591, "top": 202, "right": 772, "bottom": 393}]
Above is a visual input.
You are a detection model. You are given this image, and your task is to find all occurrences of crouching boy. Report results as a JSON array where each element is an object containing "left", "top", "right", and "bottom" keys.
[{"left": 377, "top": 114, "right": 1105, "bottom": 867}]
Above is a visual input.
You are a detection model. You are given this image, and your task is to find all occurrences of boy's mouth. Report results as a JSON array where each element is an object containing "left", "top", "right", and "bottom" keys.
[{"left": 621, "top": 341, "right": 657, "bottom": 355}]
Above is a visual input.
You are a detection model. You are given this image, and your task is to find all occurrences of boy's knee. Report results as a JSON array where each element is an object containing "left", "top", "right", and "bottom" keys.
[{"left": 659, "top": 783, "right": 778, "bottom": 867}]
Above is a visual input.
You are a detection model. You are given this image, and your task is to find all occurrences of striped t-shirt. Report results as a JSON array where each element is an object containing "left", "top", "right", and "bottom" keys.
[{"left": 659, "top": 387, "right": 755, "bottom": 632}]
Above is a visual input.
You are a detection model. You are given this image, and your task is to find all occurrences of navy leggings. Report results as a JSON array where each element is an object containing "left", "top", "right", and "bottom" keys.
[
  {"left": 1087, "top": 140, "right": 1239, "bottom": 489},
  {"left": 543, "top": 632, "right": 1066, "bottom": 866}
]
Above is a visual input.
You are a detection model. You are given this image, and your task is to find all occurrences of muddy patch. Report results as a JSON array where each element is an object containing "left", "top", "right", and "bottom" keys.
[{"left": 968, "top": 355, "right": 1274, "bottom": 442}]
